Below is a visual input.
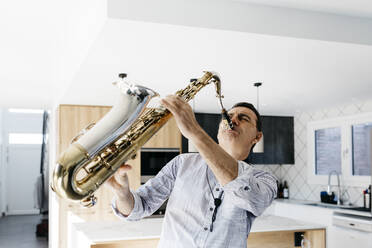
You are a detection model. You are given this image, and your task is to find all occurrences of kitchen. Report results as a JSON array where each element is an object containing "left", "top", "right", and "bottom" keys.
[{"left": 1, "top": 0, "right": 372, "bottom": 247}]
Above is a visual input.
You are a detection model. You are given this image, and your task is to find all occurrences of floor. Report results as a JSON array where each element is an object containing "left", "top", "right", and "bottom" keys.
[{"left": 0, "top": 214, "right": 48, "bottom": 248}]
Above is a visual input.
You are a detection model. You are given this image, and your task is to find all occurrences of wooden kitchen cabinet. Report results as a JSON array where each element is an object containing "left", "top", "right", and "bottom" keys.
[
  {"left": 87, "top": 229, "right": 325, "bottom": 248},
  {"left": 55, "top": 104, "right": 181, "bottom": 248},
  {"left": 247, "top": 229, "right": 325, "bottom": 248},
  {"left": 68, "top": 214, "right": 326, "bottom": 248},
  {"left": 91, "top": 239, "right": 159, "bottom": 248},
  {"left": 142, "top": 117, "right": 181, "bottom": 149}
]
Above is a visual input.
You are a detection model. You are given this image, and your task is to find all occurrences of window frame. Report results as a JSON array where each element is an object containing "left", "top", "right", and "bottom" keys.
[{"left": 307, "top": 112, "right": 372, "bottom": 187}]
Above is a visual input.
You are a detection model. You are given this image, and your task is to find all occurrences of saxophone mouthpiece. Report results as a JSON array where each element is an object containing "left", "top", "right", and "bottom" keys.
[{"left": 221, "top": 108, "right": 234, "bottom": 130}]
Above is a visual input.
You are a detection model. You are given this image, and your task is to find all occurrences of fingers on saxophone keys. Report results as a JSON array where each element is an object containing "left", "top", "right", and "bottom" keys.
[
  {"left": 118, "top": 164, "right": 132, "bottom": 174},
  {"left": 161, "top": 95, "right": 184, "bottom": 112}
]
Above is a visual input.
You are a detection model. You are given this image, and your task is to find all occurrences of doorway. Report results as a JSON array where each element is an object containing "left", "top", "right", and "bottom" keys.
[{"left": 1, "top": 109, "right": 46, "bottom": 216}]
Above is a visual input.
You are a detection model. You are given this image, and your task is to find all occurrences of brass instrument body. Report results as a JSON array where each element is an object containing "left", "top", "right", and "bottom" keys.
[{"left": 52, "top": 71, "right": 221, "bottom": 207}]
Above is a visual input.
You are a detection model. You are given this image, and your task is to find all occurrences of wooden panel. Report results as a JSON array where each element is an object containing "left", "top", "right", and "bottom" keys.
[
  {"left": 142, "top": 117, "right": 181, "bottom": 149},
  {"left": 247, "top": 229, "right": 326, "bottom": 248},
  {"left": 57, "top": 105, "right": 141, "bottom": 248},
  {"left": 91, "top": 239, "right": 159, "bottom": 248},
  {"left": 247, "top": 231, "right": 293, "bottom": 248},
  {"left": 87, "top": 229, "right": 325, "bottom": 248},
  {"left": 305, "top": 229, "right": 326, "bottom": 248},
  {"left": 58, "top": 105, "right": 110, "bottom": 153}
]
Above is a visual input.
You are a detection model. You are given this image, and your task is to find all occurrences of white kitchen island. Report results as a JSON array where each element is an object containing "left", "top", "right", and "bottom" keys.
[{"left": 69, "top": 214, "right": 326, "bottom": 248}]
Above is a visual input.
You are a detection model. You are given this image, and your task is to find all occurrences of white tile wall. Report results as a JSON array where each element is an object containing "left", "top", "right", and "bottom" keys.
[{"left": 254, "top": 99, "right": 372, "bottom": 207}]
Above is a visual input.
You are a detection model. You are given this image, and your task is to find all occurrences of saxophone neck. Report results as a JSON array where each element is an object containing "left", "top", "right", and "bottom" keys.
[
  {"left": 175, "top": 71, "right": 220, "bottom": 101},
  {"left": 208, "top": 72, "right": 234, "bottom": 130}
]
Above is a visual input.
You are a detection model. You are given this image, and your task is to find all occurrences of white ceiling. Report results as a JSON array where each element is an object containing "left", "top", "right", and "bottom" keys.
[
  {"left": 61, "top": 19, "right": 372, "bottom": 115},
  {"left": 1, "top": 0, "right": 372, "bottom": 116},
  {"left": 232, "top": 0, "right": 372, "bottom": 18}
]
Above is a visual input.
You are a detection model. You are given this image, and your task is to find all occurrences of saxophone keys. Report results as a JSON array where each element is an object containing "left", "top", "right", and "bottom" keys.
[
  {"left": 80, "top": 194, "right": 97, "bottom": 208},
  {"left": 130, "top": 153, "right": 137, "bottom": 160}
]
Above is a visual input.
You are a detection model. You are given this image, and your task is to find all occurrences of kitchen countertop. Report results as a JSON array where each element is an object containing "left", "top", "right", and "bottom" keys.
[
  {"left": 274, "top": 199, "right": 372, "bottom": 217},
  {"left": 71, "top": 214, "right": 325, "bottom": 245}
]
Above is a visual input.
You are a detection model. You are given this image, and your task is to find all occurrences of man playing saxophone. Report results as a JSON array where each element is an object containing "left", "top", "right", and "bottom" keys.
[{"left": 106, "top": 96, "right": 277, "bottom": 247}]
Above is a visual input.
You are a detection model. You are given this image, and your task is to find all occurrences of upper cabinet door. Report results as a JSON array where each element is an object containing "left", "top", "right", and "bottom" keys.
[
  {"left": 246, "top": 116, "right": 295, "bottom": 165},
  {"left": 181, "top": 113, "right": 294, "bottom": 164},
  {"left": 58, "top": 104, "right": 111, "bottom": 153}
]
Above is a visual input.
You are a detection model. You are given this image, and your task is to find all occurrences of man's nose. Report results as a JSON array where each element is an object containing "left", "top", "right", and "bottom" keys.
[{"left": 230, "top": 114, "right": 240, "bottom": 126}]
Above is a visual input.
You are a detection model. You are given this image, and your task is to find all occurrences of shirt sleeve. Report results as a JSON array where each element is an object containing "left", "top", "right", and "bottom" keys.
[
  {"left": 222, "top": 160, "right": 278, "bottom": 217},
  {"left": 111, "top": 154, "right": 182, "bottom": 221}
]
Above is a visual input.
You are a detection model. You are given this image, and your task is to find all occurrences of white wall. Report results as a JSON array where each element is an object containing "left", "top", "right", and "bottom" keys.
[
  {"left": 52, "top": 0, "right": 108, "bottom": 107},
  {"left": 0, "top": 0, "right": 107, "bottom": 109},
  {"left": 49, "top": 106, "right": 59, "bottom": 248},
  {"left": 0, "top": 109, "right": 3, "bottom": 216},
  {"left": 283, "top": 99, "right": 372, "bottom": 206},
  {"left": 253, "top": 99, "right": 372, "bottom": 206}
]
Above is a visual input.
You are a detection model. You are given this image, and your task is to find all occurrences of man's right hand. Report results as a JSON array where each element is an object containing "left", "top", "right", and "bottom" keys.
[
  {"left": 105, "top": 164, "right": 135, "bottom": 216},
  {"left": 106, "top": 164, "right": 132, "bottom": 198}
]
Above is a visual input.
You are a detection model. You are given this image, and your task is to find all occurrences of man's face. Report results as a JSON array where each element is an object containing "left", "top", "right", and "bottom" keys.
[{"left": 217, "top": 106, "right": 262, "bottom": 159}]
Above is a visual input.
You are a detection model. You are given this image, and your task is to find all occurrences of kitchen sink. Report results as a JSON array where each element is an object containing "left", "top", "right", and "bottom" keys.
[{"left": 303, "top": 202, "right": 361, "bottom": 210}]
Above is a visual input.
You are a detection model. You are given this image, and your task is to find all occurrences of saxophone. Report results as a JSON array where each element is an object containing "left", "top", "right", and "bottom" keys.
[{"left": 51, "top": 71, "right": 227, "bottom": 207}]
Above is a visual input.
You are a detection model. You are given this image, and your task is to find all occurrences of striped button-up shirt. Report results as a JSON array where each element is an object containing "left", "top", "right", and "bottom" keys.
[{"left": 112, "top": 153, "right": 277, "bottom": 248}]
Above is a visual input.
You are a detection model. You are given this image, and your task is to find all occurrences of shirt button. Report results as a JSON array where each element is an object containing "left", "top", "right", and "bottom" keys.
[
  {"left": 204, "top": 227, "right": 208, "bottom": 231},
  {"left": 216, "top": 188, "right": 220, "bottom": 191},
  {"left": 244, "top": 186, "right": 250, "bottom": 191},
  {"left": 209, "top": 207, "right": 213, "bottom": 211}
]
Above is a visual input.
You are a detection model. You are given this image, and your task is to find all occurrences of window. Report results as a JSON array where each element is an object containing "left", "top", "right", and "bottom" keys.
[
  {"left": 8, "top": 109, "right": 44, "bottom": 114},
  {"left": 315, "top": 127, "right": 342, "bottom": 175},
  {"left": 9, "top": 133, "right": 43, "bottom": 145},
  {"left": 307, "top": 112, "right": 372, "bottom": 186},
  {"left": 352, "top": 123, "right": 372, "bottom": 176}
]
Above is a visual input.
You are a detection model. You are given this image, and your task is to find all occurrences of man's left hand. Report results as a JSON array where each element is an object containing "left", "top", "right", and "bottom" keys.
[{"left": 160, "top": 95, "right": 202, "bottom": 140}]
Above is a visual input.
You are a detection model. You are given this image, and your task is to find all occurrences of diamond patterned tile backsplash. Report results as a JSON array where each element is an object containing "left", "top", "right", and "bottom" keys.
[{"left": 254, "top": 99, "right": 372, "bottom": 207}]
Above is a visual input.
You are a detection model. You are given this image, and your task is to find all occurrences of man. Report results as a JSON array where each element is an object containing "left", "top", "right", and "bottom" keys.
[{"left": 106, "top": 95, "right": 277, "bottom": 247}]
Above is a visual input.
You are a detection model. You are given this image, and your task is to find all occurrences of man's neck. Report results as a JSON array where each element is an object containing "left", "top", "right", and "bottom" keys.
[{"left": 219, "top": 144, "right": 248, "bottom": 161}]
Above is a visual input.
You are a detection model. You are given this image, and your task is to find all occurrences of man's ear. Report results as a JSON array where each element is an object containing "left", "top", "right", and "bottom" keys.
[{"left": 253, "top": 132, "right": 263, "bottom": 144}]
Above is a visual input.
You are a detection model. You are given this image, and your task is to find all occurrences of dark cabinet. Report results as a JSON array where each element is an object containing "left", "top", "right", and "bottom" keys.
[
  {"left": 245, "top": 116, "right": 294, "bottom": 164},
  {"left": 181, "top": 113, "right": 221, "bottom": 152},
  {"left": 182, "top": 113, "right": 294, "bottom": 164}
]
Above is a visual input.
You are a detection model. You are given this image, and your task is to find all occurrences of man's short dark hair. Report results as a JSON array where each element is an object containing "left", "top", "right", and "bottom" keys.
[
  {"left": 231, "top": 102, "right": 262, "bottom": 156},
  {"left": 231, "top": 102, "right": 262, "bottom": 132}
]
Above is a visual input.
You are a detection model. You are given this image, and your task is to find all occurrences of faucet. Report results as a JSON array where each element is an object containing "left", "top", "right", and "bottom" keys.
[{"left": 327, "top": 170, "right": 342, "bottom": 205}]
